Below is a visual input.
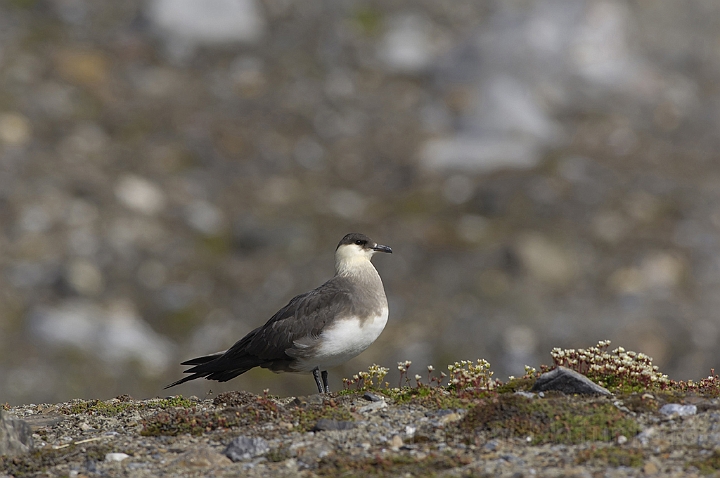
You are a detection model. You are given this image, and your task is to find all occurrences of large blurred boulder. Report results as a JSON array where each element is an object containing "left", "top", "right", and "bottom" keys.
[{"left": 0, "top": 410, "right": 33, "bottom": 457}]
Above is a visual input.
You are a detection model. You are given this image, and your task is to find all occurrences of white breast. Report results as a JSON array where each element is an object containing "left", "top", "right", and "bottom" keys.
[{"left": 293, "top": 308, "right": 388, "bottom": 372}]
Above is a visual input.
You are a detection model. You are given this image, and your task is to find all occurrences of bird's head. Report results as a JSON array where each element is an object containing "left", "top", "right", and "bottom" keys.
[{"left": 335, "top": 233, "right": 392, "bottom": 275}]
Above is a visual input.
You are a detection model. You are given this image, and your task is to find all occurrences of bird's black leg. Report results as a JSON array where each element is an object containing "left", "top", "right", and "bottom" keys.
[
  {"left": 312, "top": 367, "right": 324, "bottom": 394},
  {"left": 321, "top": 370, "right": 329, "bottom": 394}
]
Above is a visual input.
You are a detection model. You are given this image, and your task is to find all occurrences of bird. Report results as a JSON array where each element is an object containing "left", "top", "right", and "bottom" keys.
[{"left": 165, "top": 232, "right": 392, "bottom": 394}]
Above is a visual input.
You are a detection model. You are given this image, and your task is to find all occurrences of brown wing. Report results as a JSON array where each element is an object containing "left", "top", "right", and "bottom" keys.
[{"left": 165, "top": 277, "right": 353, "bottom": 387}]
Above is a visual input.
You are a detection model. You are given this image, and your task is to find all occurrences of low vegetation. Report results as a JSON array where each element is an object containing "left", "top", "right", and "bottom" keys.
[{"left": 5, "top": 339, "right": 720, "bottom": 476}]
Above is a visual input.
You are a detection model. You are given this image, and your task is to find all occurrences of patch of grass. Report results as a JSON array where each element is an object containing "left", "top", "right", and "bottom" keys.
[
  {"left": 458, "top": 394, "right": 640, "bottom": 445},
  {"left": 0, "top": 444, "right": 113, "bottom": 478},
  {"left": 317, "top": 452, "right": 473, "bottom": 477},
  {"left": 576, "top": 445, "right": 645, "bottom": 468}
]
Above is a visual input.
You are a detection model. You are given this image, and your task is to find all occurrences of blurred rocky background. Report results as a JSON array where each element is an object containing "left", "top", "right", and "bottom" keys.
[{"left": 1, "top": 0, "right": 719, "bottom": 404}]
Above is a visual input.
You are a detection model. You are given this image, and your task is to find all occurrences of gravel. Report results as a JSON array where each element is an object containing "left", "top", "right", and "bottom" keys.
[{"left": 1, "top": 390, "right": 719, "bottom": 477}]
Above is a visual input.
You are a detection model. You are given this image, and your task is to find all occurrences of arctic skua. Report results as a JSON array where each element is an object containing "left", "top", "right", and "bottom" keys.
[{"left": 166, "top": 233, "right": 392, "bottom": 394}]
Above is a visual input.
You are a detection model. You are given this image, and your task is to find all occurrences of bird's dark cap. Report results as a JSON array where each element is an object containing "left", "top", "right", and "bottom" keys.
[{"left": 337, "top": 233, "right": 392, "bottom": 253}]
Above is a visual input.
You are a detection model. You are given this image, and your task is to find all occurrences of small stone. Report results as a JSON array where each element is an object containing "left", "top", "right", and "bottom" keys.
[
  {"left": 224, "top": 436, "right": 269, "bottom": 462},
  {"left": 362, "top": 392, "right": 382, "bottom": 402},
  {"left": 67, "top": 259, "right": 104, "bottom": 296},
  {"left": 114, "top": 175, "right": 166, "bottom": 216},
  {"left": 514, "top": 391, "right": 536, "bottom": 399},
  {"left": 438, "top": 413, "right": 462, "bottom": 425},
  {"left": 484, "top": 440, "right": 499, "bottom": 452},
  {"left": 617, "top": 435, "right": 628, "bottom": 445},
  {"left": 0, "top": 112, "right": 32, "bottom": 146},
  {"left": 635, "top": 427, "right": 655, "bottom": 445},
  {"left": 357, "top": 400, "right": 387, "bottom": 413},
  {"left": 643, "top": 460, "right": 659, "bottom": 475},
  {"left": 531, "top": 366, "right": 611, "bottom": 396},
  {"left": 311, "top": 419, "right": 356, "bottom": 432},
  {"left": 389, "top": 435, "right": 403, "bottom": 450},
  {"left": 105, "top": 453, "right": 130, "bottom": 462},
  {"left": 658, "top": 404, "right": 697, "bottom": 417}
]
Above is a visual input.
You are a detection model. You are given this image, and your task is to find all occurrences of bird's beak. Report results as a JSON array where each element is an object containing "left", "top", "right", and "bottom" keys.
[{"left": 372, "top": 243, "right": 392, "bottom": 254}]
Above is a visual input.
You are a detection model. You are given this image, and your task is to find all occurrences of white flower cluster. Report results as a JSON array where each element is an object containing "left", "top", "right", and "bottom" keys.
[
  {"left": 551, "top": 340, "right": 669, "bottom": 387},
  {"left": 397, "top": 360, "right": 412, "bottom": 372},
  {"left": 448, "top": 359, "right": 496, "bottom": 391},
  {"left": 343, "top": 363, "right": 389, "bottom": 390}
]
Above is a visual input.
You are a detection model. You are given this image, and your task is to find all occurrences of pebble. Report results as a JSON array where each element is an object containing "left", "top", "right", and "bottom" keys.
[
  {"left": 362, "top": 392, "right": 382, "bottom": 402},
  {"left": 311, "top": 419, "right": 356, "bottom": 432},
  {"left": 105, "top": 453, "right": 130, "bottom": 462}
]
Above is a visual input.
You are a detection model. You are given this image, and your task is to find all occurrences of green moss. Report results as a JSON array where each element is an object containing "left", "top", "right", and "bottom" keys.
[
  {"left": 588, "top": 374, "right": 647, "bottom": 394},
  {"left": 141, "top": 408, "right": 244, "bottom": 436},
  {"left": 155, "top": 396, "right": 196, "bottom": 409},
  {"left": 62, "top": 396, "right": 195, "bottom": 417},
  {"left": 496, "top": 377, "right": 536, "bottom": 394},
  {"left": 292, "top": 399, "right": 355, "bottom": 432},
  {"left": 458, "top": 394, "right": 640, "bottom": 445},
  {"left": 141, "top": 396, "right": 280, "bottom": 436},
  {"left": 63, "top": 399, "right": 135, "bottom": 416},
  {"left": 689, "top": 450, "right": 720, "bottom": 475},
  {"left": 380, "top": 386, "right": 471, "bottom": 410},
  {"left": 0, "top": 444, "right": 113, "bottom": 477},
  {"left": 576, "top": 445, "right": 645, "bottom": 468},
  {"left": 199, "top": 234, "right": 232, "bottom": 255},
  {"left": 353, "top": 8, "right": 383, "bottom": 35},
  {"left": 317, "top": 452, "right": 473, "bottom": 477},
  {"left": 266, "top": 445, "right": 292, "bottom": 463},
  {"left": 615, "top": 393, "right": 660, "bottom": 413}
]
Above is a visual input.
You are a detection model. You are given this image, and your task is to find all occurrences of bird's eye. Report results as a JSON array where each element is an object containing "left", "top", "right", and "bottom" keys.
[{"left": 355, "top": 240, "right": 364, "bottom": 246}]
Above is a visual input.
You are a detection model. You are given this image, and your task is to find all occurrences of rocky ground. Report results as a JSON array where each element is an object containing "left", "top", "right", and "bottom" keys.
[{"left": 3, "top": 380, "right": 720, "bottom": 477}]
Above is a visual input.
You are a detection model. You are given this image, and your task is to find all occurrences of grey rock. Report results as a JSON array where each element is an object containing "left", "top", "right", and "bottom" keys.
[
  {"left": 311, "top": 419, "right": 356, "bottom": 432},
  {"left": 224, "top": 436, "right": 269, "bottom": 462},
  {"left": 0, "top": 410, "right": 33, "bottom": 456},
  {"left": 531, "top": 366, "right": 611, "bottom": 396},
  {"left": 659, "top": 403, "right": 697, "bottom": 417},
  {"left": 362, "top": 392, "right": 382, "bottom": 402},
  {"left": 357, "top": 399, "right": 387, "bottom": 413},
  {"left": 21, "top": 412, "right": 66, "bottom": 430}
]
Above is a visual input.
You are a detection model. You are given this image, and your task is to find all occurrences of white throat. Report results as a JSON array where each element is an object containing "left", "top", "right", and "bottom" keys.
[{"left": 334, "top": 244, "right": 376, "bottom": 277}]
